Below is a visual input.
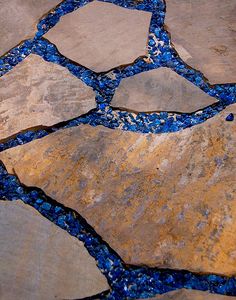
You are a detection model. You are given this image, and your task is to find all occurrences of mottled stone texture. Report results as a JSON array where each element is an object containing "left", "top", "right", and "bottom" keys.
[
  {"left": 0, "top": 54, "right": 96, "bottom": 140},
  {"left": 165, "top": 0, "right": 236, "bottom": 84},
  {"left": 45, "top": 1, "right": 151, "bottom": 72},
  {"left": 0, "top": 0, "right": 61, "bottom": 56},
  {"left": 111, "top": 68, "right": 217, "bottom": 112},
  {"left": 1, "top": 105, "right": 236, "bottom": 275},
  {"left": 145, "top": 289, "right": 236, "bottom": 300},
  {"left": 0, "top": 200, "right": 108, "bottom": 300}
]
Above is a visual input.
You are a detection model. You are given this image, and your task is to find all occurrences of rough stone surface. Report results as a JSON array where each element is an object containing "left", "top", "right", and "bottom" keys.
[
  {"left": 0, "top": 54, "right": 96, "bottom": 140},
  {"left": 45, "top": 1, "right": 152, "bottom": 72},
  {"left": 145, "top": 289, "right": 236, "bottom": 299},
  {"left": 165, "top": 0, "right": 236, "bottom": 84},
  {"left": 1, "top": 105, "right": 236, "bottom": 275},
  {"left": 0, "top": 0, "right": 61, "bottom": 56},
  {"left": 0, "top": 200, "right": 108, "bottom": 300},
  {"left": 111, "top": 68, "right": 217, "bottom": 112}
]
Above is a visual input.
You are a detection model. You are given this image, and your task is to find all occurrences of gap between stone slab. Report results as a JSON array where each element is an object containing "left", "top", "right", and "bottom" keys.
[
  {"left": 1, "top": 101, "right": 234, "bottom": 154},
  {"left": 0, "top": 107, "right": 98, "bottom": 150},
  {"left": 110, "top": 101, "right": 220, "bottom": 115},
  {"left": 37, "top": 37, "right": 150, "bottom": 79},
  {"left": 67, "top": 289, "right": 111, "bottom": 300}
]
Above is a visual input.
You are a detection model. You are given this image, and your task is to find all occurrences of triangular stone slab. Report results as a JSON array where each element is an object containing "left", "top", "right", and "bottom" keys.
[
  {"left": 111, "top": 68, "right": 217, "bottom": 113},
  {"left": 0, "top": 54, "right": 96, "bottom": 140}
]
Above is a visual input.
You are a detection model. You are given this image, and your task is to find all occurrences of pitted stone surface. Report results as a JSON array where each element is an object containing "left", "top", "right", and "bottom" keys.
[
  {"left": 145, "top": 289, "right": 236, "bottom": 299},
  {"left": 0, "top": 200, "right": 108, "bottom": 300},
  {"left": 165, "top": 0, "right": 236, "bottom": 84},
  {"left": 45, "top": 1, "right": 152, "bottom": 72},
  {"left": 111, "top": 68, "right": 217, "bottom": 112},
  {"left": 1, "top": 105, "right": 236, "bottom": 275},
  {"left": 0, "top": 54, "right": 96, "bottom": 140},
  {"left": 0, "top": 0, "right": 61, "bottom": 56}
]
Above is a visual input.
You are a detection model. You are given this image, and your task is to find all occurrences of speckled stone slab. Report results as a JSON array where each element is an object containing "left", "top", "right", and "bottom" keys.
[
  {"left": 0, "top": 54, "right": 96, "bottom": 140},
  {"left": 111, "top": 68, "right": 217, "bottom": 112},
  {"left": 44, "top": 1, "right": 152, "bottom": 72},
  {"left": 1, "top": 104, "right": 236, "bottom": 275},
  {"left": 145, "top": 289, "right": 236, "bottom": 299},
  {"left": 165, "top": 0, "right": 236, "bottom": 84},
  {"left": 0, "top": 200, "right": 108, "bottom": 300},
  {"left": 0, "top": 0, "right": 61, "bottom": 56}
]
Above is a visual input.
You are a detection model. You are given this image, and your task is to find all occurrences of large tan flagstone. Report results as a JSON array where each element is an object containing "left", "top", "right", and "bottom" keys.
[{"left": 1, "top": 104, "right": 236, "bottom": 275}]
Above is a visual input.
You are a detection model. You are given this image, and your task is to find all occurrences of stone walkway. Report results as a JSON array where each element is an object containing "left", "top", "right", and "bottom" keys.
[{"left": 0, "top": 0, "right": 235, "bottom": 299}]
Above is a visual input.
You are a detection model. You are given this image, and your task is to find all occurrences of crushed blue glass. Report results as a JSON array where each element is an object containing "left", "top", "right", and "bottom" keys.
[
  {"left": 0, "top": 161, "right": 236, "bottom": 299},
  {"left": 226, "top": 113, "right": 234, "bottom": 122},
  {"left": 0, "top": 40, "right": 34, "bottom": 77},
  {"left": 0, "top": 0, "right": 236, "bottom": 298}
]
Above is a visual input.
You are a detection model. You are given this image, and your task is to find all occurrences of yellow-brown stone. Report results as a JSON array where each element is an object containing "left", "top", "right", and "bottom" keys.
[
  {"left": 0, "top": 200, "right": 108, "bottom": 299},
  {"left": 1, "top": 105, "right": 236, "bottom": 275}
]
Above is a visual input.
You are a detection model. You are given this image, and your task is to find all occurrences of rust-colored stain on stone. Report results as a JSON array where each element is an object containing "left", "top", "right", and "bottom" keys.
[
  {"left": 0, "top": 200, "right": 108, "bottom": 300},
  {"left": 0, "top": 0, "right": 62, "bottom": 56},
  {"left": 165, "top": 0, "right": 236, "bottom": 84},
  {"left": 45, "top": 1, "right": 152, "bottom": 72},
  {"left": 0, "top": 54, "right": 96, "bottom": 140},
  {"left": 1, "top": 105, "right": 235, "bottom": 275},
  {"left": 111, "top": 67, "right": 217, "bottom": 113}
]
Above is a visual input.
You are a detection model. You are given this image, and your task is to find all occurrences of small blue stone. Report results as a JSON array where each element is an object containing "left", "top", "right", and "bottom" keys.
[
  {"left": 36, "top": 198, "right": 44, "bottom": 204},
  {"left": 226, "top": 113, "right": 234, "bottom": 122},
  {"left": 54, "top": 206, "right": 62, "bottom": 213},
  {"left": 41, "top": 202, "right": 51, "bottom": 211},
  {"left": 57, "top": 215, "right": 66, "bottom": 227}
]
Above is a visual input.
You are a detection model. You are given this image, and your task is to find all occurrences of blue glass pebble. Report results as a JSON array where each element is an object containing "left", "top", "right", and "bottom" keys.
[{"left": 226, "top": 113, "right": 234, "bottom": 121}]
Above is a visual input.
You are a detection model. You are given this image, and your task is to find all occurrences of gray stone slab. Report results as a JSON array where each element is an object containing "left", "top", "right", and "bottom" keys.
[
  {"left": 0, "top": 0, "right": 61, "bottom": 56},
  {"left": 0, "top": 200, "right": 108, "bottom": 300},
  {"left": 165, "top": 0, "right": 236, "bottom": 84},
  {"left": 111, "top": 68, "right": 217, "bottom": 112},
  {"left": 0, "top": 54, "right": 96, "bottom": 140},
  {"left": 45, "top": 1, "right": 152, "bottom": 72}
]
